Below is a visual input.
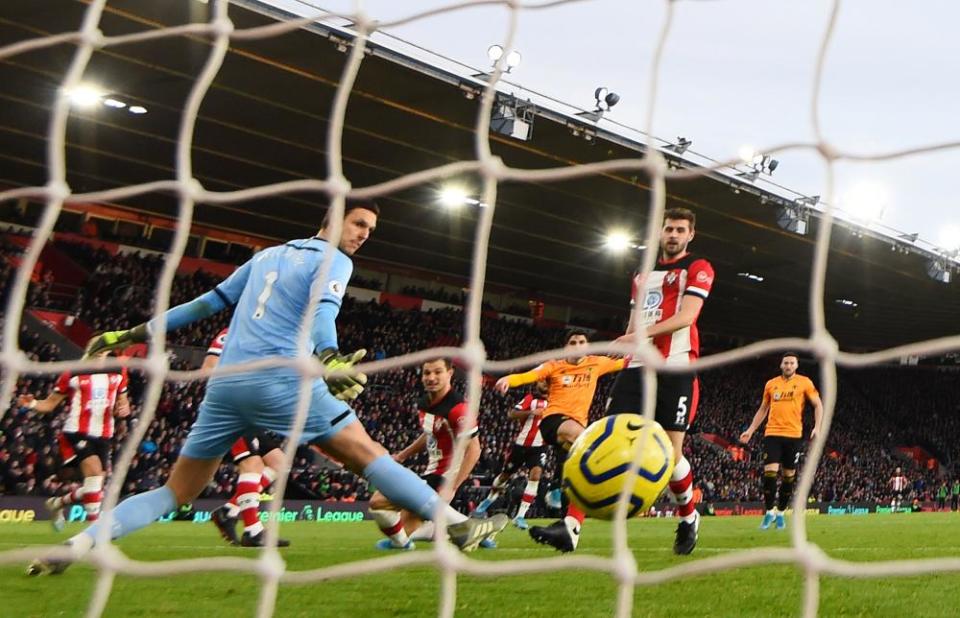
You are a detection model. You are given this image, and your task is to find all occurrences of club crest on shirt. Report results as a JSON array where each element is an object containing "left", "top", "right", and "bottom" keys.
[{"left": 665, "top": 271, "right": 678, "bottom": 285}]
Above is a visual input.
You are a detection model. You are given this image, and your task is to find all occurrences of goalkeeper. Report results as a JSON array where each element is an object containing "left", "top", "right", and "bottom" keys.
[{"left": 30, "top": 201, "right": 504, "bottom": 575}]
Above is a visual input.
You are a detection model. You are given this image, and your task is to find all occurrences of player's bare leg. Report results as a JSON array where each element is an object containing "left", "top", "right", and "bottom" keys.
[
  {"left": 213, "top": 450, "right": 289, "bottom": 548},
  {"left": 472, "top": 470, "right": 511, "bottom": 517},
  {"left": 530, "top": 419, "right": 586, "bottom": 553},
  {"left": 369, "top": 490, "right": 415, "bottom": 550},
  {"left": 29, "top": 456, "right": 223, "bottom": 576},
  {"left": 667, "top": 429, "right": 699, "bottom": 555},
  {"left": 325, "top": 421, "right": 507, "bottom": 552},
  {"left": 760, "top": 461, "right": 781, "bottom": 530}
]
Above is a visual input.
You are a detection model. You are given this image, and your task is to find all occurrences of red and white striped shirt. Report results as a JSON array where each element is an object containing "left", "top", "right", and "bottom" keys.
[
  {"left": 418, "top": 390, "right": 477, "bottom": 476},
  {"left": 54, "top": 370, "right": 128, "bottom": 438},
  {"left": 890, "top": 475, "right": 908, "bottom": 492},
  {"left": 513, "top": 393, "right": 548, "bottom": 447},
  {"left": 207, "top": 327, "right": 228, "bottom": 357},
  {"left": 630, "top": 253, "right": 715, "bottom": 367}
]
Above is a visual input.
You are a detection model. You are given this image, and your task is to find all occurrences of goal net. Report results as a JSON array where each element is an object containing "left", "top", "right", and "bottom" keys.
[{"left": 2, "top": 1, "right": 960, "bottom": 617}]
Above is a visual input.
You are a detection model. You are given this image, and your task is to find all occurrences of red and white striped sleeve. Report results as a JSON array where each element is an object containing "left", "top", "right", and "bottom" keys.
[
  {"left": 206, "top": 328, "right": 228, "bottom": 357},
  {"left": 685, "top": 258, "right": 715, "bottom": 301}
]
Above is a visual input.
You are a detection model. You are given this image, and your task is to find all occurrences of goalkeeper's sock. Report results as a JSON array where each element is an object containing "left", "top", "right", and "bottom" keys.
[
  {"left": 75, "top": 485, "right": 176, "bottom": 548},
  {"left": 777, "top": 474, "right": 796, "bottom": 512},
  {"left": 762, "top": 470, "right": 779, "bottom": 512},
  {"left": 363, "top": 455, "right": 466, "bottom": 524}
]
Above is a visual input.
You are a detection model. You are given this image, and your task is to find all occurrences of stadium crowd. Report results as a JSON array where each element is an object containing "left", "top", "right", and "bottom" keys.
[{"left": 1, "top": 231, "right": 957, "bottom": 517}]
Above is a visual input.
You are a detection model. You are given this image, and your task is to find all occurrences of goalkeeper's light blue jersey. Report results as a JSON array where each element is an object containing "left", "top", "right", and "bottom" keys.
[{"left": 213, "top": 237, "right": 352, "bottom": 369}]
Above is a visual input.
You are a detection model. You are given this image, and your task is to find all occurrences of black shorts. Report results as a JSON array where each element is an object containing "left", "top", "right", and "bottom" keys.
[
  {"left": 538, "top": 414, "right": 584, "bottom": 447},
  {"left": 226, "top": 431, "right": 284, "bottom": 465},
  {"left": 421, "top": 473, "right": 446, "bottom": 491},
  {"left": 605, "top": 367, "right": 699, "bottom": 432},
  {"left": 58, "top": 432, "right": 110, "bottom": 467},
  {"left": 502, "top": 444, "right": 548, "bottom": 476},
  {"left": 762, "top": 435, "right": 802, "bottom": 469}
]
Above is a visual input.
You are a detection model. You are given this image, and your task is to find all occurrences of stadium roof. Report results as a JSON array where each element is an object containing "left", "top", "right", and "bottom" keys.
[{"left": 2, "top": 0, "right": 959, "bottom": 350}]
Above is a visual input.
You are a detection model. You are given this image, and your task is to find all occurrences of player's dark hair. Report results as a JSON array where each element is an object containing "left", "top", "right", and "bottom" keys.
[
  {"left": 423, "top": 357, "right": 453, "bottom": 370},
  {"left": 664, "top": 207, "right": 696, "bottom": 229},
  {"left": 782, "top": 351, "right": 800, "bottom": 362},
  {"left": 567, "top": 329, "right": 590, "bottom": 342},
  {"left": 321, "top": 199, "right": 380, "bottom": 229}
]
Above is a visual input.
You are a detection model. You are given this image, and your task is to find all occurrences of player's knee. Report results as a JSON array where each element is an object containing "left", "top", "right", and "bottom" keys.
[
  {"left": 369, "top": 491, "right": 390, "bottom": 510},
  {"left": 238, "top": 456, "right": 263, "bottom": 475},
  {"left": 530, "top": 467, "right": 543, "bottom": 481}
]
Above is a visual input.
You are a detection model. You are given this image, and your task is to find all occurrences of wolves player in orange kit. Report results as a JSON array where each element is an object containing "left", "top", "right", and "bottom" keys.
[
  {"left": 472, "top": 381, "right": 549, "bottom": 529},
  {"left": 739, "top": 352, "right": 823, "bottom": 530},
  {"left": 496, "top": 331, "right": 628, "bottom": 552},
  {"left": 369, "top": 358, "right": 507, "bottom": 550},
  {"left": 18, "top": 354, "right": 131, "bottom": 530},
  {"left": 204, "top": 328, "right": 290, "bottom": 548},
  {"left": 607, "top": 207, "right": 714, "bottom": 555}
]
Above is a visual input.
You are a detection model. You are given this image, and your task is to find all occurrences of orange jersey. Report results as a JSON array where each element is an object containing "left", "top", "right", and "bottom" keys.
[
  {"left": 762, "top": 374, "right": 819, "bottom": 438},
  {"left": 526, "top": 356, "right": 626, "bottom": 425}
]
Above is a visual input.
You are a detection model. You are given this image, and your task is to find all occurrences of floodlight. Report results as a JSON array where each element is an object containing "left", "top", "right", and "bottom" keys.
[
  {"left": 938, "top": 225, "right": 960, "bottom": 252},
  {"left": 777, "top": 205, "right": 809, "bottom": 235},
  {"left": 64, "top": 84, "right": 102, "bottom": 108},
  {"left": 927, "top": 259, "right": 953, "bottom": 284},
  {"left": 665, "top": 137, "right": 692, "bottom": 155},
  {"left": 439, "top": 186, "right": 469, "bottom": 209},
  {"left": 603, "top": 230, "right": 633, "bottom": 253},
  {"left": 593, "top": 87, "right": 620, "bottom": 111},
  {"left": 128, "top": 105, "right": 148, "bottom": 115}
]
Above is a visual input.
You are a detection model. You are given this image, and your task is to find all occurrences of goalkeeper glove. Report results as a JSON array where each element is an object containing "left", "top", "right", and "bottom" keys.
[
  {"left": 84, "top": 324, "right": 149, "bottom": 358},
  {"left": 317, "top": 348, "right": 368, "bottom": 401}
]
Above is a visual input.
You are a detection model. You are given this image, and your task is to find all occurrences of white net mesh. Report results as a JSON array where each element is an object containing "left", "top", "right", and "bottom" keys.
[{"left": 3, "top": 1, "right": 960, "bottom": 617}]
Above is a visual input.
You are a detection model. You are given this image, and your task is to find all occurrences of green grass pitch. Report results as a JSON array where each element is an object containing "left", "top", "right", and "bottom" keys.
[{"left": 2, "top": 513, "right": 960, "bottom": 617}]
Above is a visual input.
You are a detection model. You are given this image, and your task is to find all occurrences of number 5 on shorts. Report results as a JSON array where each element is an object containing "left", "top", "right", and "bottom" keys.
[{"left": 675, "top": 396, "right": 688, "bottom": 426}]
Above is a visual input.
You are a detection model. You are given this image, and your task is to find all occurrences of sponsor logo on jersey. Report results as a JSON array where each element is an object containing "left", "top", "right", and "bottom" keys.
[{"left": 643, "top": 290, "right": 663, "bottom": 310}]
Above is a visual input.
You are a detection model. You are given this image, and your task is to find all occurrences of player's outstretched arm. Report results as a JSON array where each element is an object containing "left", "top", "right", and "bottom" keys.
[
  {"left": 507, "top": 405, "right": 533, "bottom": 421},
  {"left": 84, "top": 290, "right": 233, "bottom": 357},
  {"left": 645, "top": 295, "right": 705, "bottom": 339},
  {"left": 114, "top": 391, "right": 132, "bottom": 419},
  {"left": 809, "top": 392, "right": 824, "bottom": 439},
  {"left": 739, "top": 401, "right": 770, "bottom": 444},
  {"left": 393, "top": 433, "right": 427, "bottom": 464},
  {"left": 495, "top": 369, "right": 544, "bottom": 394},
  {"left": 17, "top": 392, "right": 66, "bottom": 414},
  {"left": 446, "top": 436, "right": 481, "bottom": 498}
]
